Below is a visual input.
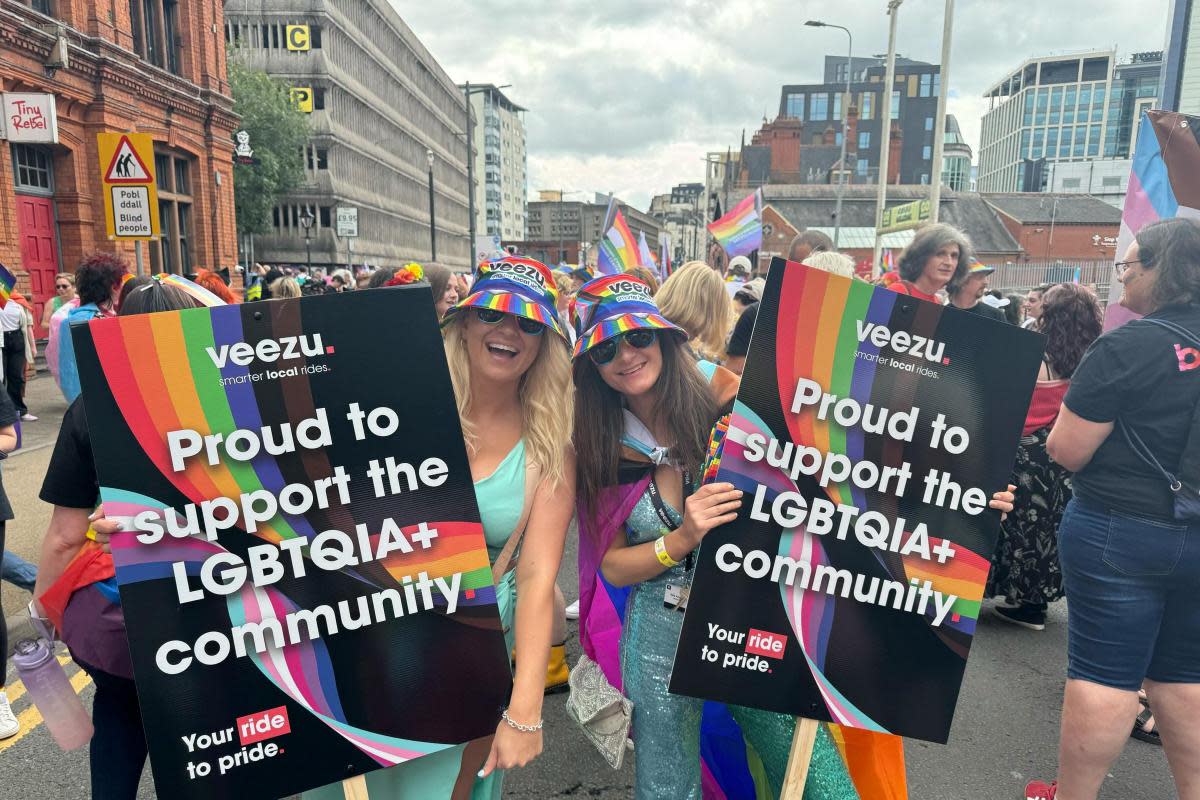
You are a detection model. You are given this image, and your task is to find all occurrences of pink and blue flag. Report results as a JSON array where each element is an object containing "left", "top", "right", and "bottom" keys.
[
  {"left": 637, "top": 231, "right": 654, "bottom": 272},
  {"left": 660, "top": 232, "right": 672, "bottom": 278},
  {"left": 707, "top": 188, "right": 762, "bottom": 258}
]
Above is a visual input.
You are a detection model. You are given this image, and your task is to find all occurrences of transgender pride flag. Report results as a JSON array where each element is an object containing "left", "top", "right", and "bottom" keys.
[
  {"left": 707, "top": 188, "right": 762, "bottom": 258},
  {"left": 597, "top": 196, "right": 640, "bottom": 275}
]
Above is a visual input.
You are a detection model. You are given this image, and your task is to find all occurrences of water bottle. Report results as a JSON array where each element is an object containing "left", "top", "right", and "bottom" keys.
[{"left": 11, "top": 638, "right": 93, "bottom": 750}]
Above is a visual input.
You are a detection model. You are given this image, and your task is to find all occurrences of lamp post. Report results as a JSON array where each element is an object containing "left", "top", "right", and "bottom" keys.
[
  {"left": 872, "top": 0, "right": 904, "bottom": 278},
  {"left": 805, "top": 20, "right": 853, "bottom": 250},
  {"left": 463, "top": 82, "right": 512, "bottom": 267},
  {"left": 427, "top": 148, "right": 437, "bottom": 261},
  {"left": 928, "top": 0, "right": 955, "bottom": 222},
  {"left": 299, "top": 207, "right": 315, "bottom": 270}
]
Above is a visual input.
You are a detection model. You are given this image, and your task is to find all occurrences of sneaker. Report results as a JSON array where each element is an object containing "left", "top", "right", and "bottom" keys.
[
  {"left": 1024, "top": 779, "right": 1057, "bottom": 799},
  {"left": 994, "top": 603, "right": 1046, "bottom": 631},
  {"left": 565, "top": 599, "right": 580, "bottom": 620},
  {"left": 20, "top": 413, "right": 37, "bottom": 422},
  {"left": 0, "top": 691, "right": 18, "bottom": 739}
]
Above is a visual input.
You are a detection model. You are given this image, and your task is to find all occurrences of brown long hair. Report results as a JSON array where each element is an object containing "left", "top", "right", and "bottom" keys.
[
  {"left": 574, "top": 334, "right": 717, "bottom": 519},
  {"left": 1039, "top": 283, "right": 1102, "bottom": 379}
]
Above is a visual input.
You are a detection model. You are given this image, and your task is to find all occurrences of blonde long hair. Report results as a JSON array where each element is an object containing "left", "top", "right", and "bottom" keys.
[
  {"left": 655, "top": 260, "right": 733, "bottom": 360},
  {"left": 443, "top": 318, "right": 574, "bottom": 487}
]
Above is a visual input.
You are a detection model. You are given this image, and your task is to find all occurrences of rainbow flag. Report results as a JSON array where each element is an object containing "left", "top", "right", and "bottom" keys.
[
  {"left": 597, "top": 197, "right": 639, "bottom": 275},
  {"left": 707, "top": 188, "right": 762, "bottom": 258},
  {"left": 0, "top": 264, "right": 15, "bottom": 304}
]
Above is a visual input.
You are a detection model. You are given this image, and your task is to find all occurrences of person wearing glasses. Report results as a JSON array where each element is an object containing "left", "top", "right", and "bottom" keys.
[
  {"left": 1026, "top": 218, "right": 1200, "bottom": 800},
  {"left": 304, "top": 257, "right": 575, "bottom": 800},
  {"left": 41, "top": 272, "right": 76, "bottom": 331},
  {"left": 571, "top": 274, "right": 859, "bottom": 799}
]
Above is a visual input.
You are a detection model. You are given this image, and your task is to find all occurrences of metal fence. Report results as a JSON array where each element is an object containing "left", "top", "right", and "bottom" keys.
[{"left": 989, "top": 259, "right": 1115, "bottom": 302}]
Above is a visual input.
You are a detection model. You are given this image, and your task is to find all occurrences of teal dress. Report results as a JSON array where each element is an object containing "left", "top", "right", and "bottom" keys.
[
  {"left": 304, "top": 440, "right": 527, "bottom": 800},
  {"left": 620, "top": 483, "right": 859, "bottom": 800}
]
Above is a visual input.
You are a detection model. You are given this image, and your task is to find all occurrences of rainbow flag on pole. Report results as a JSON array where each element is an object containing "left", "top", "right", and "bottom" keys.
[
  {"left": 597, "top": 197, "right": 639, "bottom": 275},
  {"left": 0, "top": 263, "right": 15, "bottom": 304},
  {"left": 707, "top": 188, "right": 762, "bottom": 258}
]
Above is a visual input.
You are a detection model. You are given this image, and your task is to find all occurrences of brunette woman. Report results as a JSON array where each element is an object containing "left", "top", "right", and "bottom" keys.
[{"left": 987, "top": 284, "right": 1103, "bottom": 630}]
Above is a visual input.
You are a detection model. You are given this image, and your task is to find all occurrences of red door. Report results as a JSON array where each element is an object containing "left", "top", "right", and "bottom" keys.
[{"left": 16, "top": 195, "right": 59, "bottom": 338}]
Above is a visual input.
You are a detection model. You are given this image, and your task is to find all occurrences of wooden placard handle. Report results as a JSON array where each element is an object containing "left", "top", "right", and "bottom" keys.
[
  {"left": 780, "top": 717, "right": 819, "bottom": 800},
  {"left": 342, "top": 774, "right": 369, "bottom": 800}
]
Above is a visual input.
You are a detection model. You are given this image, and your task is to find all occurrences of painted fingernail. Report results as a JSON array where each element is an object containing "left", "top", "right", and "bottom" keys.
[{"left": 477, "top": 769, "right": 486, "bottom": 778}]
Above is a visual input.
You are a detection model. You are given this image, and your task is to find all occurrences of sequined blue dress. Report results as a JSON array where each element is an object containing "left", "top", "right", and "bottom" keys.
[{"left": 620, "top": 488, "right": 859, "bottom": 800}]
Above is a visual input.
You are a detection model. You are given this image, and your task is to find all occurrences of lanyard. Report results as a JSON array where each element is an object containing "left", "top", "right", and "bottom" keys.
[{"left": 647, "top": 467, "right": 694, "bottom": 571}]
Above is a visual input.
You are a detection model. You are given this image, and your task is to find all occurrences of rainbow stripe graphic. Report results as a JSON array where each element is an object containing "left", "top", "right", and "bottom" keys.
[
  {"left": 707, "top": 189, "right": 762, "bottom": 258},
  {"left": 715, "top": 266, "right": 990, "bottom": 733},
  {"left": 87, "top": 302, "right": 498, "bottom": 767},
  {"left": 597, "top": 206, "right": 639, "bottom": 276}
]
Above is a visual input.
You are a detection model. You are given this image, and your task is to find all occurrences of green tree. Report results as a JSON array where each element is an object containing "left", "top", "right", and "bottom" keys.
[{"left": 228, "top": 53, "right": 309, "bottom": 235}]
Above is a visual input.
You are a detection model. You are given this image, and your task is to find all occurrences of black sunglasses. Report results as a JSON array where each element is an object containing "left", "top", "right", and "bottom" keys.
[
  {"left": 56, "top": 283, "right": 71, "bottom": 289},
  {"left": 474, "top": 307, "right": 544, "bottom": 336},
  {"left": 588, "top": 329, "right": 658, "bottom": 366}
]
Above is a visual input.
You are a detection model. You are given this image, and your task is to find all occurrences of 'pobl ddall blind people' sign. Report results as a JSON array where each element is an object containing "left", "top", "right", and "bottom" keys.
[
  {"left": 73, "top": 288, "right": 512, "bottom": 798},
  {"left": 671, "top": 259, "right": 1043, "bottom": 743}
]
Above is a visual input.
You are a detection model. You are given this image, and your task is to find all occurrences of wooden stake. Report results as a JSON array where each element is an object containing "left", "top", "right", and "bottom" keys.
[
  {"left": 780, "top": 717, "right": 819, "bottom": 800},
  {"left": 342, "top": 774, "right": 369, "bottom": 800}
]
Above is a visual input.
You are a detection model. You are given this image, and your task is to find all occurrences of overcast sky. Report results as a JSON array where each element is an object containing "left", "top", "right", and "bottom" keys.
[{"left": 400, "top": 0, "right": 1169, "bottom": 211}]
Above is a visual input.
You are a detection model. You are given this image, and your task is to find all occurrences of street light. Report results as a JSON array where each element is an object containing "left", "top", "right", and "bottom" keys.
[
  {"left": 805, "top": 19, "right": 853, "bottom": 250},
  {"left": 463, "top": 82, "right": 512, "bottom": 267},
  {"left": 427, "top": 148, "right": 437, "bottom": 262},
  {"left": 299, "top": 207, "right": 315, "bottom": 270}
]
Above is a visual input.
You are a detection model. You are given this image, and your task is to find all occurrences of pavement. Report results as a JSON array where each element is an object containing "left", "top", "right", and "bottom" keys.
[{"left": 0, "top": 373, "right": 1177, "bottom": 799}]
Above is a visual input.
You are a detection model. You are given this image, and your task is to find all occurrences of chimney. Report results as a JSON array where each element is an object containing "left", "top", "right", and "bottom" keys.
[{"left": 888, "top": 121, "right": 903, "bottom": 185}]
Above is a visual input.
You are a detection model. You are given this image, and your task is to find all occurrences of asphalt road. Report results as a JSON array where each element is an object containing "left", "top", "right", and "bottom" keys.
[{"left": 0, "top": 375, "right": 1175, "bottom": 799}]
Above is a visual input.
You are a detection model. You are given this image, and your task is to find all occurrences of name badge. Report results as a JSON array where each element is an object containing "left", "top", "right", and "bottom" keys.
[{"left": 664, "top": 582, "right": 690, "bottom": 611}]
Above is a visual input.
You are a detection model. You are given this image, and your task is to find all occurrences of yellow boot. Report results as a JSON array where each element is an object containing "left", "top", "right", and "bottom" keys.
[{"left": 545, "top": 642, "right": 569, "bottom": 694}]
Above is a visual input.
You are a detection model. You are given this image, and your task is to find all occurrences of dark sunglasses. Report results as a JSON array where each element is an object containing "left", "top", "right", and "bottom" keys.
[
  {"left": 474, "top": 307, "right": 544, "bottom": 336},
  {"left": 588, "top": 329, "right": 658, "bottom": 366},
  {"left": 55, "top": 283, "right": 71, "bottom": 289}
]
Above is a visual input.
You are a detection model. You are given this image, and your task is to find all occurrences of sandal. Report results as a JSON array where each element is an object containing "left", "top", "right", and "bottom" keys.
[{"left": 1131, "top": 693, "right": 1162, "bottom": 746}]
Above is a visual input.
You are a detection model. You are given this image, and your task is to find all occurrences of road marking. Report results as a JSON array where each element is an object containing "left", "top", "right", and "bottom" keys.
[
  {"left": 0, "top": 667, "right": 93, "bottom": 752},
  {"left": 2, "top": 656, "right": 71, "bottom": 705}
]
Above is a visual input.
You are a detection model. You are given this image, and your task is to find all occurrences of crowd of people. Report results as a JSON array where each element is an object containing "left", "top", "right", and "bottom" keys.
[{"left": 0, "top": 214, "right": 1196, "bottom": 800}]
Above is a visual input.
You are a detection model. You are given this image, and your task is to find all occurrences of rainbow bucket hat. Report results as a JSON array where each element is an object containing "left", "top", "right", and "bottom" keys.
[
  {"left": 443, "top": 255, "right": 566, "bottom": 340},
  {"left": 571, "top": 273, "right": 685, "bottom": 359}
]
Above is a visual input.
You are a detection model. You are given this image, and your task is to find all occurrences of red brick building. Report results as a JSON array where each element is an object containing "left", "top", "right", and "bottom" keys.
[
  {"left": 1, "top": 0, "right": 238, "bottom": 334},
  {"left": 981, "top": 194, "right": 1121, "bottom": 262}
]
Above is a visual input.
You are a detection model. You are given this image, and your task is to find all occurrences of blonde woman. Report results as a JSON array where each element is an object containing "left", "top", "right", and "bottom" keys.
[
  {"left": 655, "top": 261, "right": 733, "bottom": 363},
  {"left": 41, "top": 272, "right": 76, "bottom": 330},
  {"left": 305, "top": 256, "right": 575, "bottom": 800},
  {"left": 269, "top": 276, "right": 302, "bottom": 299}
]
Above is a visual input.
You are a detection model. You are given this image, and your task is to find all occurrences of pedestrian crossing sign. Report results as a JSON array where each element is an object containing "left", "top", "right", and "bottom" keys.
[{"left": 98, "top": 131, "right": 160, "bottom": 240}]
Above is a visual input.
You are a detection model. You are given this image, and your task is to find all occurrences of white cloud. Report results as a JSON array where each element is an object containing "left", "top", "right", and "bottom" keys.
[{"left": 398, "top": 0, "right": 1170, "bottom": 211}]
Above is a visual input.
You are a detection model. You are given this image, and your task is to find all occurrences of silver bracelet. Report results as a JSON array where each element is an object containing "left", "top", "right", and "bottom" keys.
[{"left": 501, "top": 709, "right": 543, "bottom": 733}]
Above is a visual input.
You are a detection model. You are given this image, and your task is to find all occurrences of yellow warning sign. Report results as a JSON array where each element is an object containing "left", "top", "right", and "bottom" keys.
[
  {"left": 286, "top": 24, "right": 310, "bottom": 51},
  {"left": 98, "top": 132, "right": 160, "bottom": 240},
  {"left": 289, "top": 87, "right": 314, "bottom": 113}
]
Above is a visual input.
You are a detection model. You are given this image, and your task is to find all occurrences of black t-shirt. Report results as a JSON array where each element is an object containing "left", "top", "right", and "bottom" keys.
[
  {"left": 1065, "top": 304, "right": 1200, "bottom": 520},
  {"left": 0, "top": 387, "right": 16, "bottom": 521},
  {"left": 959, "top": 302, "right": 1008, "bottom": 323},
  {"left": 727, "top": 302, "right": 759, "bottom": 357},
  {"left": 39, "top": 398, "right": 99, "bottom": 510}
]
